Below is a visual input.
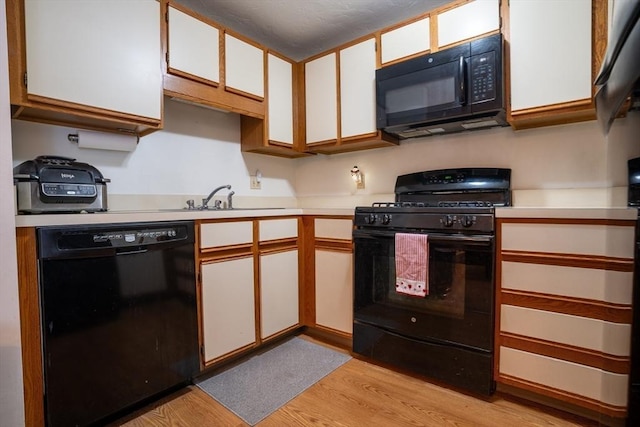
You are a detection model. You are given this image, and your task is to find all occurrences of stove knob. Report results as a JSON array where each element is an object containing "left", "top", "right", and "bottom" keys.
[
  {"left": 460, "top": 215, "right": 476, "bottom": 228},
  {"left": 441, "top": 215, "right": 455, "bottom": 227},
  {"left": 381, "top": 214, "right": 391, "bottom": 225},
  {"left": 365, "top": 213, "right": 377, "bottom": 224}
]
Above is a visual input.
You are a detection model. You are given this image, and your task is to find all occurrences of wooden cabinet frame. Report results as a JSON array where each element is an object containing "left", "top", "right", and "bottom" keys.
[
  {"left": 6, "top": 0, "right": 163, "bottom": 136},
  {"left": 196, "top": 217, "right": 303, "bottom": 369}
]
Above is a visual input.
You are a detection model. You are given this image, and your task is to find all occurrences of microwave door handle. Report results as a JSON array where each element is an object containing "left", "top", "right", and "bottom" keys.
[{"left": 458, "top": 56, "right": 466, "bottom": 104}]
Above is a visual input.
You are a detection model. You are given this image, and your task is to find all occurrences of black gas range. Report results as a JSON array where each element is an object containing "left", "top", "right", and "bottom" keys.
[{"left": 352, "top": 167, "right": 511, "bottom": 396}]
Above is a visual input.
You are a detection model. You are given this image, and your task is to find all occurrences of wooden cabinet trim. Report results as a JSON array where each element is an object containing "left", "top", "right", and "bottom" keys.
[
  {"left": 501, "top": 250, "right": 634, "bottom": 272},
  {"left": 259, "top": 238, "right": 299, "bottom": 254},
  {"left": 16, "top": 227, "right": 44, "bottom": 427},
  {"left": 224, "top": 85, "right": 264, "bottom": 102},
  {"left": 167, "top": 67, "right": 220, "bottom": 88},
  {"left": 500, "top": 332, "right": 630, "bottom": 374},
  {"left": 315, "top": 238, "right": 353, "bottom": 252},
  {"left": 501, "top": 290, "right": 632, "bottom": 324},
  {"left": 498, "top": 374, "right": 627, "bottom": 418}
]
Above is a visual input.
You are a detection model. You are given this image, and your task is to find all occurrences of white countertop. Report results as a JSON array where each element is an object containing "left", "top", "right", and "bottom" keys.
[
  {"left": 13, "top": 208, "right": 358, "bottom": 228},
  {"left": 495, "top": 207, "right": 637, "bottom": 220},
  {"left": 15, "top": 207, "right": 638, "bottom": 228}
]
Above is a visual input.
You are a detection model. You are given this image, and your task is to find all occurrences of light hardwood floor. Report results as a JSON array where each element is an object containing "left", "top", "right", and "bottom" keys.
[{"left": 113, "top": 339, "right": 597, "bottom": 427}]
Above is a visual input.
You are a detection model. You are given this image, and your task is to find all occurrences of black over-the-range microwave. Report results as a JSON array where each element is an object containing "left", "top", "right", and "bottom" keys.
[{"left": 376, "top": 33, "right": 508, "bottom": 139}]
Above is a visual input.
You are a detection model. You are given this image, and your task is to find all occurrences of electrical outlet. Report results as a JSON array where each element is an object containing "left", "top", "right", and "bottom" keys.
[{"left": 250, "top": 175, "right": 261, "bottom": 190}]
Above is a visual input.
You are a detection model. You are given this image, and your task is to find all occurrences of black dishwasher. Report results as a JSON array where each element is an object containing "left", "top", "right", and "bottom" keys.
[{"left": 37, "top": 221, "right": 199, "bottom": 427}]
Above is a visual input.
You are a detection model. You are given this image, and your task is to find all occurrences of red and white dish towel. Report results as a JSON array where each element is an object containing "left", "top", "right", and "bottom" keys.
[{"left": 395, "top": 233, "right": 429, "bottom": 297}]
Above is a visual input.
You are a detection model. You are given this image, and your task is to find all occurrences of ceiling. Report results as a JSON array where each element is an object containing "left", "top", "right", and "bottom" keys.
[{"left": 174, "top": 0, "right": 450, "bottom": 61}]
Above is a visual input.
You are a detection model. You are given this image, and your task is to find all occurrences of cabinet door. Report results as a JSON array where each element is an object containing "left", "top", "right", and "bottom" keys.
[
  {"left": 381, "top": 17, "right": 430, "bottom": 65},
  {"left": 340, "top": 38, "right": 377, "bottom": 139},
  {"left": 260, "top": 250, "right": 299, "bottom": 339},
  {"left": 267, "top": 54, "right": 294, "bottom": 144},
  {"left": 201, "top": 257, "right": 256, "bottom": 362},
  {"left": 225, "top": 34, "right": 265, "bottom": 99},
  {"left": 305, "top": 53, "right": 338, "bottom": 143},
  {"left": 315, "top": 250, "right": 353, "bottom": 334},
  {"left": 437, "top": 0, "right": 500, "bottom": 48},
  {"left": 168, "top": 5, "right": 219, "bottom": 85},
  {"left": 509, "top": 0, "right": 591, "bottom": 111},
  {"left": 24, "top": 0, "right": 161, "bottom": 119}
]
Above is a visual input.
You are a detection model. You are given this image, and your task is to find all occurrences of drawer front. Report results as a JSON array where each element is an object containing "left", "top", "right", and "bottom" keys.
[
  {"left": 502, "top": 261, "right": 633, "bottom": 305},
  {"left": 501, "top": 223, "right": 634, "bottom": 258},
  {"left": 501, "top": 305, "right": 631, "bottom": 356},
  {"left": 315, "top": 218, "right": 353, "bottom": 240},
  {"left": 500, "top": 347, "right": 629, "bottom": 408},
  {"left": 200, "top": 221, "right": 253, "bottom": 248},
  {"left": 259, "top": 218, "right": 298, "bottom": 241}
]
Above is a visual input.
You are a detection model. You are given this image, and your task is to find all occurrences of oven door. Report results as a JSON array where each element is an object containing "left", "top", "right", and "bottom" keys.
[{"left": 353, "top": 229, "right": 494, "bottom": 352}]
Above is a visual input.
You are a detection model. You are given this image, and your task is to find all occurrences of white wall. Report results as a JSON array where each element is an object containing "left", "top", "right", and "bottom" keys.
[
  {"left": 11, "top": 98, "right": 298, "bottom": 209},
  {"left": 0, "top": 0, "right": 26, "bottom": 424},
  {"left": 294, "top": 118, "right": 640, "bottom": 208}
]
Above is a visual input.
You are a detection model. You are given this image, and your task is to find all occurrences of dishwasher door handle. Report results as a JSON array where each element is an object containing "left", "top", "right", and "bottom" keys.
[{"left": 116, "top": 248, "right": 148, "bottom": 256}]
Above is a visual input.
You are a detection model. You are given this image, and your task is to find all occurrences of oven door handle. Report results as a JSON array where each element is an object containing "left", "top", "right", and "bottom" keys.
[{"left": 353, "top": 229, "right": 493, "bottom": 245}]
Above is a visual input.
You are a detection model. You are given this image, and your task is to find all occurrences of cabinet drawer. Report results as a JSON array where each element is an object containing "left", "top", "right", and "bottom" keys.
[
  {"left": 314, "top": 218, "right": 353, "bottom": 241},
  {"left": 200, "top": 221, "right": 253, "bottom": 249},
  {"left": 500, "top": 347, "right": 629, "bottom": 408},
  {"left": 502, "top": 261, "right": 633, "bottom": 305},
  {"left": 501, "top": 223, "right": 635, "bottom": 258},
  {"left": 259, "top": 218, "right": 298, "bottom": 241},
  {"left": 501, "top": 305, "right": 631, "bottom": 356}
]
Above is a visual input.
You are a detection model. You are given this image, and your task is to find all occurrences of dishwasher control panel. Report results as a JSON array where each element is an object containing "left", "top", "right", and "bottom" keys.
[{"left": 92, "top": 228, "right": 180, "bottom": 246}]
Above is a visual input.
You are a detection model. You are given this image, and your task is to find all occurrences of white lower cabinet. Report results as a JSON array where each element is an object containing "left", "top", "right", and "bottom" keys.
[
  {"left": 497, "top": 218, "right": 635, "bottom": 420},
  {"left": 201, "top": 256, "right": 256, "bottom": 362},
  {"left": 260, "top": 250, "right": 299, "bottom": 339},
  {"left": 315, "top": 250, "right": 353, "bottom": 334}
]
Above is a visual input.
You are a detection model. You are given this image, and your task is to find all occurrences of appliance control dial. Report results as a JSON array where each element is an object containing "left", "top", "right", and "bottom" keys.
[
  {"left": 382, "top": 214, "right": 392, "bottom": 225},
  {"left": 441, "top": 215, "right": 455, "bottom": 227},
  {"left": 460, "top": 215, "right": 476, "bottom": 228},
  {"left": 365, "top": 213, "right": 378, "bottom": 224}
]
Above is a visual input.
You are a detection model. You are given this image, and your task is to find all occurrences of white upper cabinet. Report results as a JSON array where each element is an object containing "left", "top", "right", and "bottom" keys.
[
  {"left": 305, "top": 52, "right": 338, "bottom": 143},
  {"left": 437, "top": 0, "right": 500, "bottom": 48},
  {"left": 225, "top": 34, "right": 265, "bottom": 99},
  {"left": 509, "top": 0, "right": 592, "bottom": 111},
  {"left": 381, "top": 17, "right": 431, "bottom": 65},
  {"left": 267, "top": 54, "right": 294, "bottom": 144},
  {"left": 24, "top": 0, "right": 162, "bottom": 120},
  {"left": 168, "top": 5, "right": 219, "bottom": 85},
  {"left": 340, "top": 38, "right": 377, "bottom": 138}
]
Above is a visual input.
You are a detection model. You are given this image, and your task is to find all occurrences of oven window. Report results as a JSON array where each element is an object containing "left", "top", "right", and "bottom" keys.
[
  {"left": 377, "top": 247, "right": 466, "bottom": 319},
  {"left": 354, "top": 232, "right": 495, "bottom": 351}
]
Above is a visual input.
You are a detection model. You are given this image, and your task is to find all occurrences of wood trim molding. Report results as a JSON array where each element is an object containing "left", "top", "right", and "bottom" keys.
[
  {"left": 501, "top": 250, "right": 634, "bottom": 272},
  {"left": 200, "top": 243, "right": 254, "bottom": 259},
  {"left": 500, "top": 333, "right": 630, "bottom": 374},
  {"left": 303, "top": 325, "right": 352, "bottom": 351},
  {"left": 501, "top": 289, "right": 632, "bottom": 323},
  {"left": 16, "top": 227, "right": 44, "bottom": 427},
  {"left": 300, "top": 216, "right": 316, "bottom": 327},
  {"left": 497, "top": 374, "right": 627, "bottom": 419},
  {"left": 315, "top": 238, "right": 353, "bottom": 252},
  {"left": 258, "top": 238, "right": 298, "bottom": 254},
  {"left": 167, "top": 67, "right": 219, "bottom": 88}
]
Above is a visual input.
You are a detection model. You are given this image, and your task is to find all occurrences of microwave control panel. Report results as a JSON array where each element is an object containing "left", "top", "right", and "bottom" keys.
[{"left": 470, "top": 51, "right": 496, "bottom": 104}]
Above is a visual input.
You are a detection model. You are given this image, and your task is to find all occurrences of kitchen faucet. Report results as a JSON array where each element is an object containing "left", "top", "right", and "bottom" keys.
[{"left": 202, "top": 184, "right": 231, "bottom": 209}]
